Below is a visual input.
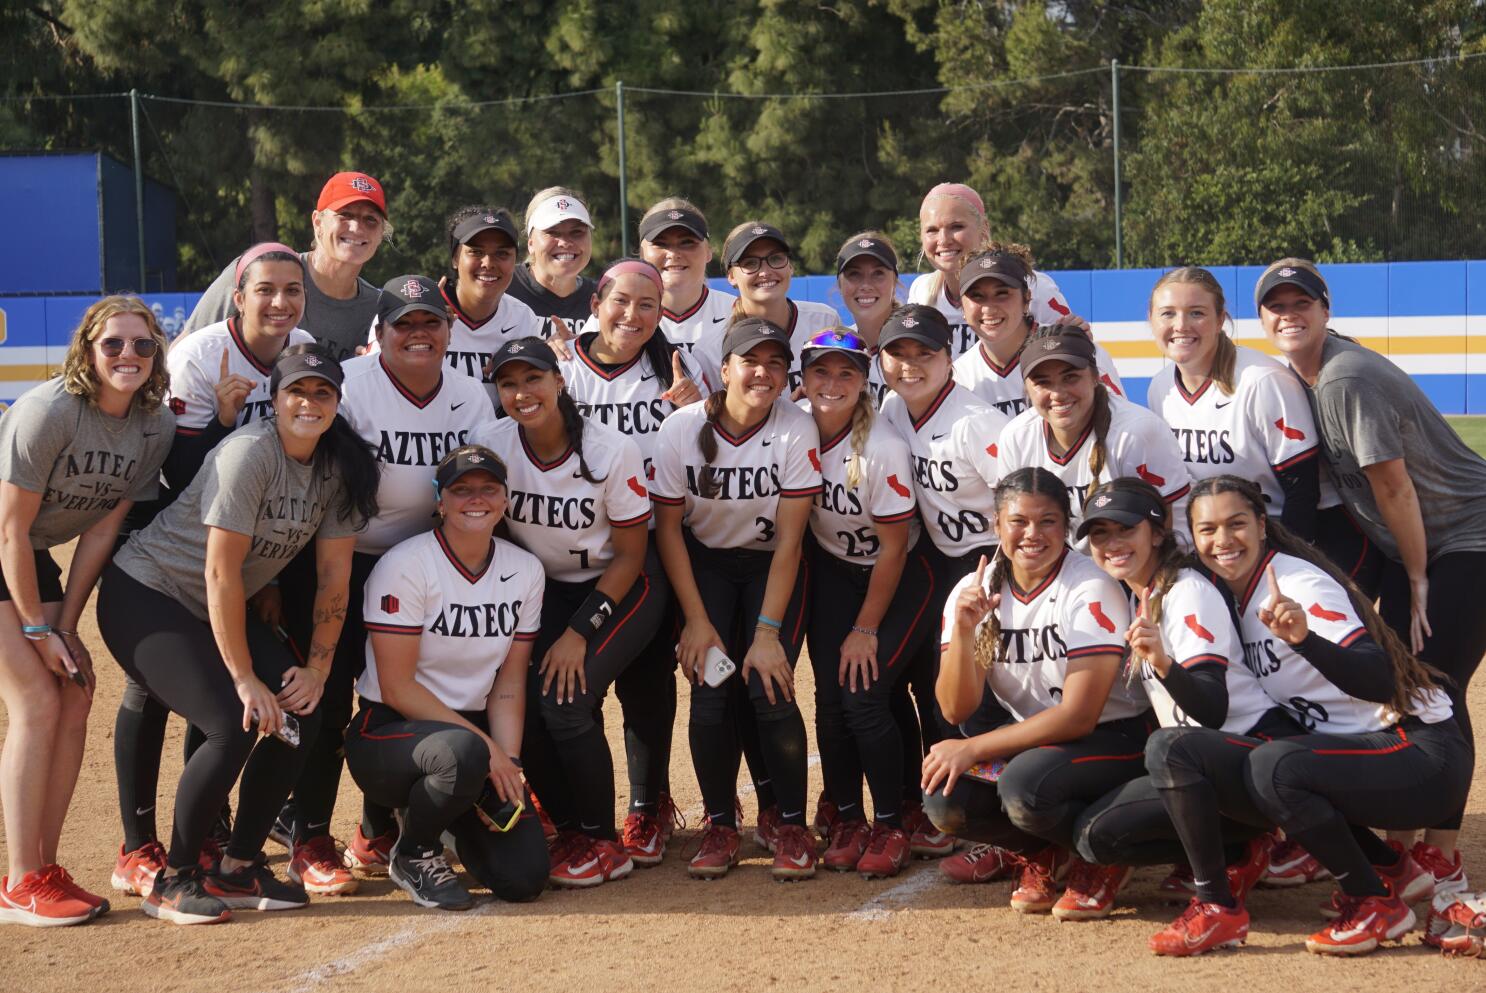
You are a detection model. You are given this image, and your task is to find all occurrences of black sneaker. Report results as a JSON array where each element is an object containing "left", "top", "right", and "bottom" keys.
[
  {"left": 268, "top": 801, "right": 298, "bottom": 850},
  {"left": 205, "top": 854, "right": 309, "bottom": 910},
  {"left": 208, "top": 804, "right": 234, "bottom": 847},
  {"left": 389, "top": 845, "right": 473, "bottom": 911},
  {"left": 142, "top": 867, "right": 231, "bottom": 925}
]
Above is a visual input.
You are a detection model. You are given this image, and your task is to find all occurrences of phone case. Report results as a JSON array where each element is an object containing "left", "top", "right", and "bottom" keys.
[{"left": 702, "top": 646, "right": 736, "bottom": 687}]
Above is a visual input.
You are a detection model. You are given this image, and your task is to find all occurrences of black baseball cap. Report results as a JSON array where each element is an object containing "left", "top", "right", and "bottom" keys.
[
  {"left": 961, "top": 250, "right": 1031, "bottom": 293},
  {"left": 451, "top": 210, "right": 519, "bottom": 247},
  {"left": 639, "top": 206, "right": 708, "bottom": 244},
  {"left": 271, "top": 344, "right": 344, "bottom": 395},
  {"left": 378, "top": 275, "right": 448, "bottom": 325},
  {"left": 800, "top": 328, "right": 872, "bottom": 375},
  {"left": 1075, "top": 482, "right": 1168, "bottom": 540},
  {"left": 722, "top": 316, "right": 793, "bottom": 360},
  {"left": 1021, "top": 326, "right": 1097, "bottom": 378},
  {"left": 723, "top": 223, "right": 791, "bottom": 268},
  {"left": 488, "top": 336, "right": 558, "bottom": 377},
  {"left": 836, "top": 236, "right": 898, "bottom": 274},
  {"left": 1254, "top": 263, "right": 1330, "bottom": 311},
  {"left": 879, "top": 305, "right": 952, "bottom": 352},
  {"left": 436, "top": 445, "right": 507, "bottom": 491}
]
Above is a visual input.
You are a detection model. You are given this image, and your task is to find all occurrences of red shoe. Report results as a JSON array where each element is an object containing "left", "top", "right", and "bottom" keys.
[
  {"left": 550, "top": 837, "right": 634, "bottom": 889},
  {"left": 1306, "top": 884, "right": 1415, "bottom": 955},
  {"left": 753, "top": 806, "right": 782, "bottom": 854},
  {"left": 688, "top": 823, "right": 741, "bottom": 879},
  {"left": 529, "top": 792, "right": 558, "bottom": 844},
  {"left": 903, "top": 802, "right": 955, "bottom": 858},
  {"left": 0, "top": 868, "right": 96, "bottom": 927},
  {"left": 1319, "top": 841, "right": 1434, "bottom": 919},
  {"left": 1149, "top": 898, "right": 1249, "bottom": 956},
  {"left": 289, "top": 836, "right": 359, "bottom": 896},
  {"left": 1423, "top": 889, "right": 1486, "bottom": 956},
  {"left": 46, "top": 864, "right": 109, "bottom": 916},
  {"left": 197, "top": 836, "right": 223, "bottom": 874},
  {"left": 621, "top": 812, "right": 666, "bottom": 866},
  {"left": 821, "top": 819, "right": 871, "bottom": 872},
  {"left": 1158, "top": 864, "right": 1196, "bottom": 902},
  {"left": 1262, "top": 837, "right": 1330, "bottom": 887},
  {"left": 771, "top": 824, "right": 817, "bottom": 881},
  {"left": 343, "top": 825, "right": 396, "bottom": 875},
  {"left": 940, "top": 843, "right": 1015, "bottom": 884},
  {"left": 1010, "top": 846, "right": 1070, "bottom": 914},
  {"left": 1226, "top": 833, "right": 1276, "bottom": 907},
  {"left": 547, "top": 829, "right": 588, "bottom": 873},
  {"left": 113, "top": 841, "right": 168, "bottom": 897},
  {"left": 1412, "top": 841, "right": 1468, "bottom": 896},
  {"left": 857, "top": 824, "right": 911, "bottom": 879},
  {"left": 1052, "top": 858, "right": 1132, "bottom": 921},
  {"left": 813, "top": 792, "right": 839, "bottom": 843},
  {"left": 657, "top": 793, "right": 685, "bottom": 844}
]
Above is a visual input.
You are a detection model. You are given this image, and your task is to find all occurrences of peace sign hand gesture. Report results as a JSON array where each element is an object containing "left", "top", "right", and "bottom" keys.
[
  {"left": 1257, "top": 563, "right": 1308, "bottom": 645},
  {"left": 953, "top": 555, "right": 999, "bottom": 634}
]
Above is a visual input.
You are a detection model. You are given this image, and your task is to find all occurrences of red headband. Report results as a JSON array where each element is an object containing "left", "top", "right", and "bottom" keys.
[
  {"left": 234, "top": 242, "right": 300, "bottom": 286},
  {"left": 923, "top": 182, "right": 986, "bottom": 220},
  {"left": 598, "top": 259, "right": 663, "bottom": 296}
]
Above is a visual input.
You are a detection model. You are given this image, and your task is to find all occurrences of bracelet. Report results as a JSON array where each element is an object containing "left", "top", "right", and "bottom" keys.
[
  {"left": 22, "top": 624, "right": 51, "bottom": 642},
  {"left": 756, "top": 614, "right": 782, "bottom": 631},
  {"left": 850, "top": 625, "right": 878, "bottom": 637},
  {"left": 568, "top": 590, "right": 618, "bottom": 643},
  {"left": 54, "top": 629, "right": 78, "bottom": 637}
]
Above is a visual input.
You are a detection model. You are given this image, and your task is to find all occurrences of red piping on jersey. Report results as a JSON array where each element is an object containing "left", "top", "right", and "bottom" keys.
[
  {"left": 785, "top": 300, "right": 799, "bottom": 336},
  {"left": 1238, "top": 549, "right": 1279, "bottom": 613},
  {"left": 979, "top": 344, "right": 1018, "bottom": 379},
  {"left": 650, "top": 493, "right": 685, "bottom": 506},
  {"left": 715, "top": 409, "right": 770, "bottom": 447},
  {"left": 355, "top": 708, "right": 415, "bottom": 741},
  {"left": 518, "top": 426, "right": 574, "bottom": 471},
  {"left": 1008, "top": 547, "right": 1068, "bottom": 604},
  {"left": 1271, "top": 446, "right": 1319, "bottom": 472},
  {"left": 662, "top": 286, "right": 708, "bottom": 323},
  {"left": 1223, "top": 737, "right": 1259, "bottom": 749},
  {"left": 227, "top": 317, "right": 273, "bottom": 376},
  {"left": 1339, "top": 626, "right": 1367, "bottom": 647},
  {"left": 1179, "top": 652, "right": 1229, "bottom": 669},
  {"left": 1067, "top": 643, "right": 1124, "bottom": 659},
  {"left": 1313, "top": 727, "right": 1410, "bottom": 756},
  {"left": 593, "top": 574, "right": 650, "bottom": 655},
  {"left": 910, "top": 379, "right": 956, "bottom": 433},
  {"left": 1162, "top": 482, "right": 1191, "bottom": 504},
  {"left": 882, "top": 552, "right": 936, "bottom": 669},
  {"left": 1043, "top": 419, "right": 1093, "bottom": 466},
  {"left": 780, "top": 485, "right": 825, "bottom": 498},
  {"left": 434, "top": 527, "right": 495, "bottom": 583},
  {"left": 819, "top": 424, "right": 852, "bottom": 454},
  {"left": 379, "top": 355, "right": 443, "bottom": 409},
  {"left": 513, "top": 631, "right": 538, "bottom": 641},
  {"left": 872, "top": 508, "right": 918, "bottom": 525},
  {"left": 364, "top": 621, "right": 423, "bottom": 635},
  {"left": 576, "top": 336, "right": 645, "bottom": 381},
  {"left": 611, "top": 510, "right": 652, "bottom": 528},
  {"left": 1069, "top": 752, "right": 1143, "bottom": 764},
  {"left": 175, "top": 426, "right": 204, "bottom": 438},
  {"left": 1174, "top": 375, "right": 1212, "bottom": 406},
  {"left": 440, "top": 281, "right": 494, "bottom": 330}
]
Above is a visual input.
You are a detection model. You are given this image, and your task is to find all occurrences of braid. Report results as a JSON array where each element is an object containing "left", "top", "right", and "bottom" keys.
[
  {"left": 697, "top": 391, "right": 726, "bottom": 499},
  {"left": 844, "top": 391, "right": 875, "bottom": 490},
  {"left": 973, "top": 550, "right": 1012, "bottom": 669},
  {"left": 557, "top": 390, "right": 598, "bottom": 484},
  {"left": 1085, "top": 382, "right": 1113, "bottom": 505}
]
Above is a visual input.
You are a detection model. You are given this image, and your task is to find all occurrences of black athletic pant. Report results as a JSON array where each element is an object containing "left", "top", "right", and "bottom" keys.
[
  {"left": 343, "top": 701, "right": 547, "bottom": 902},
  {"left": 613, "top": 592, "right": 679, "bottom": 815},
  {"left": 806, "top": 537, "right": 938, "bottom": 828},
  {"left": 519, "top": 546, "right": 669, "bottom": 841},
  {"left": 685, "top": 534, "right": 810, "bottom": 829},
  {"left": 922, "top": 712, "right": 1152, "bottom": 854},
  {"left": 1378, "top": 551, "right": 1486, "bottom": 831},
  {"left": 1315, "top": 505, "right": 1384, "bottom": 600},
  {"left": 97, "top": 564, "right": 323, "bottom": 871}
]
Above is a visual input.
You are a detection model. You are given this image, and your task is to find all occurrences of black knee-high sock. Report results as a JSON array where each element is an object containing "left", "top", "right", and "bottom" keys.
[
  {"left": 619, "top": 654, "right": 676, "bottom": 813},
  {"left": 1351, "top": 824, "right": 1398, "bottom": 867},
  {"left": 115, "top": 685, "right": 169, "bottom": 852},
  {"left": 891, "top": 686, "right": 923, "bottom": 808},
  {"left": 755, "top": 709, "right": 809, "bottom": 827},
  {"left": 690, "top": 719, "right": 743, "bottom": 829},
  {"left": 855, "top": 722, "right": 903, "bottom": 827},
  {"left": 1159, "top": 780, "right": 1236, "bottom": 908},
  {"left": 1294, "top": 814, "right": 1389, "bottom": 898},
  {"left": 817, "top": 708, "right": 863, "bottom": 822},
  {"left": 733, "top": 689, "right": 775, "bottom": 811},
  {"left": 554, "top": 726, "right": 617, "bottom": 841}
]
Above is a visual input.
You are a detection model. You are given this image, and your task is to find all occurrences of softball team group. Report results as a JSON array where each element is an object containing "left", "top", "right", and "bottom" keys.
[{"left": 2, "top": 172, "right": 1485, "bottom": 960}]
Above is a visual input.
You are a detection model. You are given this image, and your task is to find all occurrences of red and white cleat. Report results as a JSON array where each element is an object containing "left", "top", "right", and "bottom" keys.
[
  {"left": 1261, "top": 836, "right": 1330, "bottom": 887},
  {"left": 1305, "top": 884, "right": 1415, "bottom": 956},
  {"left": 771, "top": 824, "right": 817, "bottom": 882},
  {"left": 1412, "top": 841, "right": 1468, "bottom": 897},
  {"left": 1149, "top": 898, "right": 1249, "bottom": 957},
  {"left": 857, "top": 824, "right": 911, "bottom": 879},
  {"left": 289, "top": 836, "right": 359, "bottom": 896},
  {"left": 1052, "top": 859, "right": 1132, "bottom": 921},
  {"left": 343, "top": 825, "right": 396, "bottom": 875},
  {"left": 688, "top": 823, "right": 741, "bottom": 880},
  {"left": 939, "top": 843, "right": 1015, "bottom": 884},
  {"left": 549, "top": 837, "right": 634, "bottom": 889},
  {"left": 1423, "top": 889, "right": 1486, "bottom": 956},
  {"left": 1010, "top": 846, "right": 1070, "bottom": 914},
  {"left": 821, "top": 820, "right": 871, "bottom": 872},
  {"left": 113, "top": 841, "right": 168, "bottom": 897}
]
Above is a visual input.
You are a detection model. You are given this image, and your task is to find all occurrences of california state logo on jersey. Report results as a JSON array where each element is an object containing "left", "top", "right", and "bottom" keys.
[
  {"left": 809, "top": 418, "right": 919, "bottom": 564},
  {"left": 953, "top": 341, "right": 1125, "bottom": 418},
  {"left": 909, "top": 269, "right": 1075, "bottom": 359},
  {"left": 1147, "top": 345, "right": 1318, "bottom": 516},
  {"left": 166, "top": 319, "right": 315, "bottom": 434}
]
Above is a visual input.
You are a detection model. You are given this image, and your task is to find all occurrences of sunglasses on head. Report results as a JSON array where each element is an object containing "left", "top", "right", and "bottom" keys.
[
  {"left": 95, "top": 337, "right": 160, "bottom": 358},
  {"left": 804, "top": 329, "right": 869, "bottom": 353},
  {"left": 734, "top": 252, "right": 790, "bottom": 275}
]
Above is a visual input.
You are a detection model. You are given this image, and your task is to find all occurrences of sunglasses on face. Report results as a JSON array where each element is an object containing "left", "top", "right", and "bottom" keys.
[
  {"left": 95, "top": 337, "right": 160, "bottom": 358},
  {"left": 734, "top": 252, "right": 790, "bottom": 275}
]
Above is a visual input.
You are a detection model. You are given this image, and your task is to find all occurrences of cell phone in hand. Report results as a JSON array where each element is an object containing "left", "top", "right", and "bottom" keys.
[
  {"left": 251, "top": 710, "right": 302, "bottom": 748},
  {"left": 474, "top": 781, "right": 524, "bottom": 832},
  {"left": 702, "top": 646, "right": 736, "bottom": 687}
]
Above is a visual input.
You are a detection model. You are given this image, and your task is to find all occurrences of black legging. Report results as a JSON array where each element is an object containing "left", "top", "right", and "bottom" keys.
[
  {"left": 806, "top": 537, "right": 938, "bottom": 827},
  {"left": 98, "top": 564, "right": 323, "bottom": 870},
  {"left": 519, "top": 546, "right": 670, "bottom": 841},
  {"left": 1378, "top": 551, "right": 1486, "bottom": 831},
  {"left": 613, "top": 595, "right": 679, "bottom": 815},
  {"left": 685, "top": 533, "right": 810, "bottom": 829},
  {"left": 342, "top": 701, "right": 547, "bottom": 902},
  {"left": 1315, "top": 505, "right": 1384, "bottom": 599}
]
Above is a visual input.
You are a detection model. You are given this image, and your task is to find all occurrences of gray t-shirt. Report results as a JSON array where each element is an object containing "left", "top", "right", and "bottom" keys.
[
  {"left": 1306, "top": 333, "right": 1486, "bottom": 561},
  {"left": 115, "top": 419, "right": 364, "bottom": 619},
  {"left": 0, "top": 378, "right": 174, "bottom": 549},
  {"left": 182, "top": 251, "right": 378, "bottom": 362}
]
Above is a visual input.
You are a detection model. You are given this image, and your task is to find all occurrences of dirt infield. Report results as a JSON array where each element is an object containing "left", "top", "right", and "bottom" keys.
[{"left": 3, "top": 546, "right": 1483, "bottom": 993}]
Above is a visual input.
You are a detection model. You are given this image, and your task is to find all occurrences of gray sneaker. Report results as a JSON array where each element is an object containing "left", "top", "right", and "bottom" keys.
[{"left": 389, "top": 845, "right": 473, "bottom": 911}]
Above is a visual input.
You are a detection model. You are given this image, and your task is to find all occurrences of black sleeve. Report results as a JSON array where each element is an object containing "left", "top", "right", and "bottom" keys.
[
  {"left": 1275, "top": 455, "right": 1320, "bottom": 541},
  {"left": 1157, "top": 660, "right": 1229, "bottom": 729},
  {"left": 161, "top": 419, "right": 232, "bottom": 495},
  {"left": 1291, "top": 630, "right": 1394, "bottom": 703}
]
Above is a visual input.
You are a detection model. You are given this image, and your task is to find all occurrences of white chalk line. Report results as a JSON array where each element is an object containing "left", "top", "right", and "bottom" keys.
[{"left": 844, "top": 864, "right": 941, "bottom": 921}]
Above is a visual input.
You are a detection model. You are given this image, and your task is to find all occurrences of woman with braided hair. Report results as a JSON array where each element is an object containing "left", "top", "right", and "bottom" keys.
[{"left": 921, "top": 467, "right": 1152, "bottom": 916}]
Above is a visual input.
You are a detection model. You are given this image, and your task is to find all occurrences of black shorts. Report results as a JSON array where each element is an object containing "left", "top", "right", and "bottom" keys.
[{"left": 0, "top": 548, "right": 63, "bottom": 603}]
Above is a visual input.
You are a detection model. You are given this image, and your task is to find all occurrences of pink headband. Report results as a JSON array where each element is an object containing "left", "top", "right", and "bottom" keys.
[
  {"left": 235, "top": 242, "right": 300, "bottom": 286},
  {"left": 598, "top": 259, "right": 664, "bottom": 297},
  {"left": 923, "top": 182, "right": 986, "bottom": 220}
]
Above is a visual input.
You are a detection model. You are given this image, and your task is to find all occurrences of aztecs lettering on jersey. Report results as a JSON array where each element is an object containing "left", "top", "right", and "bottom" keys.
[
  {"left": 1169, "top": 426, "right": 1236, "bottom": 466},
  {"left": 995, "top": 623, "right": 1070, "bottom": 665},
  {"left": 427, "top": 600, "right": 528, "bottom": 638},
  {"left": 506, "top": 489, "right": 597, "bottom": 530},
  {"left": 683, "top": 463, "right": 782, "bottom": 500},
  {"left": 573, "top": 396, "right": 670, "bottom": 436},
  {"left": 374, "top": 428, "right": 470, "bottom": 467}
]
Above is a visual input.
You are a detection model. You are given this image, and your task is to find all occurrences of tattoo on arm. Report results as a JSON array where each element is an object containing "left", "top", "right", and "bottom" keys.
[
  {"left": 313, "top": 593, "right": 348, "bottom": 625},
  {"left": 308, "top": 640, "right": 336, "bottom": 663}
]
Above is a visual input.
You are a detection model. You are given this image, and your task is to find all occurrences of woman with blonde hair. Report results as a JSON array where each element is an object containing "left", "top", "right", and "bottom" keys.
[{"left": 511, "top": 186, "right": 599, "bottom": 333}]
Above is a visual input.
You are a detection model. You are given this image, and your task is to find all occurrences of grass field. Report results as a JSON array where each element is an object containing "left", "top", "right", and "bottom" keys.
[{"left": 1448, "top": 416, "right": 1486, "bottom": 458}]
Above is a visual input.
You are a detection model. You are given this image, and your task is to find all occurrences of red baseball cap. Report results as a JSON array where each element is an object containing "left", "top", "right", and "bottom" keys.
[{"left": 317, "top": 172, "right": 387, "bottom": 215}]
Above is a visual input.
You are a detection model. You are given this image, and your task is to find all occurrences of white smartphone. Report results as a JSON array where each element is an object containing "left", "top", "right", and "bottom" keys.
[{"left": 702, "top": 646, "right": 737, "bottom": 687}]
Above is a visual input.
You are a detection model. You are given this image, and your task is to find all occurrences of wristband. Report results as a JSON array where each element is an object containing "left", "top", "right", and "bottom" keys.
[
  {"left": 756, "top": 614, "right": 782, "bottom": 631},
  {"left": 22, "top": 624, "right": 51, "bottom": 642},
  {"left": 850, "top": 625, "right": 878, "bottom": 637},
  {"left": 568, "top": 590, "right": 618, "bottom": 642}
]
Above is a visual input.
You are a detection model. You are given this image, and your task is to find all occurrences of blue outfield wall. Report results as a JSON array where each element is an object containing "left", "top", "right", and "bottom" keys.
[{"left": 2, "top": 262, "right": 1485, "bottom": 412}]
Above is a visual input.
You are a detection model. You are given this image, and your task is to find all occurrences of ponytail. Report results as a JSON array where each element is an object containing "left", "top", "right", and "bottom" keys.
[
  {"left": 1085, "top": 381, "right": 1113, "bottom": 506},
  {"left": 844, "top": 391, "right": 875, "bottom": 490},
  {"left": 643, "top": 327, "right": 678, "bottom": 392},
  {"left": 314, "top": 414, "right": 380, "bottom": 524},
  {"left": 557, "top": 390, "right": 598, "bottom": 484},
  {"left": 696, "top": 392, "right": 727, "bottom": 499},
  {"left": 973, "top": 550, "right": 1012, "bottom": 668}
]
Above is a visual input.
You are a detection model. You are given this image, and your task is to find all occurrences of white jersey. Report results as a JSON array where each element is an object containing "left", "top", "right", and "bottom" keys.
[
  {"left": 1132, "top": 569, "right": 1272, "bottom": 734},
  {"left": 808, "top": 418, "right": 919, "bottom": 565},
  {"left": 881, "top": 380, "right": 1006, "bottom": 558},
  {"left": 359, "top": 530, "right": 544, "bottom": 712},
  {"left": 844, "top": 322, "right": 892, "bottom": 409},
  {"left": 1233, "top": 551, "right": 1452, "bottom": 733},
  {"left": 661, "top": 285, "right": 736, "bottom": 393},
  {"left": 1147, "top": 346, "right": 1321, "bottom": 516},
  {"left": 953, "top": 340, "right": 1125, "bottom": 419},
  {"left": 165, "top": 319, "right": 314, "bottom": 434},
  {"left": 470, "top": 416, "right": 651, "bottom": 582},
  {"left": 909, "top": 269, "right": 1074, "bottom": 359},
  {"left": 784, "top": 299, "right": 847, "bottom": 387},
  {"left": 942, "top": 548, "right": 1146, "bottom": 723},
  {"left": 338, "top": 354, "right": 491, "bottom": 555},
  {"left": 651, "top": 397, "right": 822, "bottom": 551},
  {"left": 560, "top": 332, "right": 709, "bottom": 479},
  {"left": 997, "top": 393, "right": 1193, "bottom": 538}
]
